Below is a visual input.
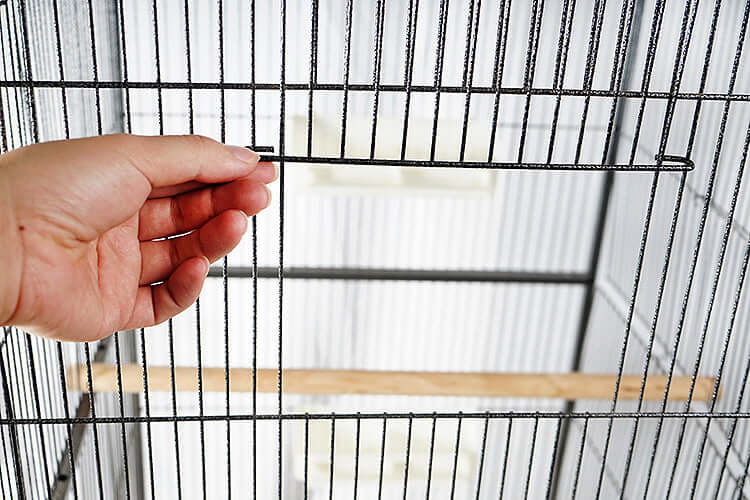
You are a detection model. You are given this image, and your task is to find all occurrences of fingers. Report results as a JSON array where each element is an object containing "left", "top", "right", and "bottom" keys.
[
  {"left": 139, "top": 209, "right": 248, "bottom": 285},
  {"left": 2, "top": 134, "right": 263, "bottom": 239},
  {"left": 149, "top": 162, "right": 277, "bottom": 199},
  {"left": 107, "top": 134, "right": 261, "bottom": 188},
  {"left": 124, "top": 256, "right": 209, "bottom": 330},
  {"left": 138, "top": 166, "right": 273, "bottom": 240}
]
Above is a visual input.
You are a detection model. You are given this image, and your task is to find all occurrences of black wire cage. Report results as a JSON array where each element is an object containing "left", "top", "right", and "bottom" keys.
[{"left": 1, "top": 0, "right": 750, "bottom": 498}]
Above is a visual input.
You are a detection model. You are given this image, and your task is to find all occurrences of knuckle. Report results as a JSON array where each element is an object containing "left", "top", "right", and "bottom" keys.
[{"left": 183, "top": 134, "right": 220, "bottom": 152}]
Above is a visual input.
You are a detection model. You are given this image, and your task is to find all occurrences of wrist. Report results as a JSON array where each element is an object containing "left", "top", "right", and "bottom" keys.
[{"left": 0, "top": 166, "right": 22, "bottom": 327}]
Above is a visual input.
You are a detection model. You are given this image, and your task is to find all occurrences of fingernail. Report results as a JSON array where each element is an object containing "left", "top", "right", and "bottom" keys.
[
  {"left": 263, "top": 185, "right": 272, "bottom": 208},
  {"left": 200, "top": 256, "right": 210, "bottom": 276},
  {"left": 272, "top": 164, "right": 279, "bottom": 182},
  {"left": 227, "top": 145, "right": 259, "bottom": 165}
]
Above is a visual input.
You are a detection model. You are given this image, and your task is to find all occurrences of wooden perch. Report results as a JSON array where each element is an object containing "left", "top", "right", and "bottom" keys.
[{"left": 66, "top": 363, "right": 718, "bottom": 401}]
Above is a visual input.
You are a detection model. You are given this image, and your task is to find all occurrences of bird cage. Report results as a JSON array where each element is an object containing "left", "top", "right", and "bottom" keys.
[{"left": 1, "top": 0, "right": 750, "bottom": 498}]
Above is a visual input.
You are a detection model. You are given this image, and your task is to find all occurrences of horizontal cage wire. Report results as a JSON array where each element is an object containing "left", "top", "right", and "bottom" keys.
[{"left": 0, "top": 0, "right": 750, "bottom": 498}]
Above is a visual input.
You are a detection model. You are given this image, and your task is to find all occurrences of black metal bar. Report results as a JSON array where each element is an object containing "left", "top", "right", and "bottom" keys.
[
  {"left": 2, "top": 79, "right": 749, "bottom": 102},
  {"left": 449, "top": 415, "right": 462, "bottom": 500},
  {"left": 8, "top": 411, "right": 750, "bottom": 426},
  {"left": 0, "top": 330, "right": 26, "bottom": 500},
  {"left": 473, "top": 414, "right": 489, "bottom": 500},
  {"left": 377, "top": 415, "right": 387, "bottom": 499},
  {"left": 497, "top": 419, "right": 512, "bottom": 499},
  {"left": 424, "top": 414, "right": 438, "bottom": 499},
  {"left": 138, "top": 329, "right": 156, "bottom": 500},
  {"left": 277, "top": 0, "right": 287, "bottom": 496},
  {"left": 402, "top": 414, "right": 413, "bottom": 500},
  {"left": 250, "top": 154, "right": 693, "bottom": 171},
  {"left": 353, "top": 414, "right": 360, "bottom": 498},
  {"left": 207, "top": 265, "right": 591, "bottom": 284},
  {"left": 328, "top": 416, "right": 335, "bottom": 500}
]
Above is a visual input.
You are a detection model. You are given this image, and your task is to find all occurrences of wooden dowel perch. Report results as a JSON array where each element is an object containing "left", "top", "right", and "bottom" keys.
[{"left": 67, "top": 363, "right": 718, "bottom": 401}]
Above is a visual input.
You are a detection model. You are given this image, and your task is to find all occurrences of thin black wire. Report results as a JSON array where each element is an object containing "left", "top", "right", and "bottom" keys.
[
  {"left": 278, "top": 0, "right": 287, "bottom": 496},
  {"left": 86, "top": 0, "right": 102, "bottom": 135},
  {"left": 544, "top": 418, "right": 563, "bottom": 499},
  {"left": 573, "top": 0, "right": 607, "bottom": 165},
  {"left": 487, "top": 0, "right": 511, "bottom": 162},
  {"left": 329, "top": 416, "right": 335, "bottom": 500},
  {"left": 497, "top": 419, "right": 512, "bottom": 500},
  {"left": 304, "top": 414, "right": 309, "bottom": 499},
  {"left": 473, "top": 413, "right": 489, "bottom": 500},
  {"left": 0, "top": 8, "right": 14, "bottom": 150},
  {"left": 167, "top": 321, "right": 183, "bottom": 500},
  {"left": 23, "top": 337, "right": 51, "bottom": 497},
  {"left": 1, "top": 77, "right": 750, "bottom": 102},
  {"left": 55, "top": 342, "right": 78, "bottom": 499},
  {"left": 248, "top": 0, "right": 258, "bottom": 498},
  {"left": 83, "top": 344, "right": 104, "bottom": 500},
  {"left": 17, "top": 0, "right": 36, "bottom": 142},
  {"left": 112, "top": 334, "right": 132, "bottom": 500},
  {"left": 377, "top": 415, "right": 387, "bottom": 499},
  {"left": 11, "top": 410, "right": 750, "bottom": 426},
  {"left": 139, "top": 329, "right": 156, "bottom": 500},
  {"left": 424, "top": 413, "right": 437, "bottom": 500},
  {"left": 3, "top": 3, "right": 27, "bottom": 149},
  {"left": 598, "top": 0, "right": 636, "bottom": 165},
  {"left": 399, "top": 0, "right": 419, "bottom": 161},
  {"left": 117, "top": 0, "right": 132, "bottom": 135},
  {"left": 213, "top": 2, "right": 233, "bottom": 496},
  {"left": 402, "top": 414, "right": 413, "bottom": 500},
  {"left": 0, "top": 331, "right": 26, "bottom": 500},
  {"left": 353, "top": 414, "right": 361, "bottom": 499},
  {"left": 523, "top": 417, "right": 539, "bottom": 500},
  {"left": 449, "top": 414, "right": 463, "bottom": 500},
  {"left": 181, "top": 2, "right": 207, "bottom": 498},
  {"left": 339, "top": 0, "right": 353, "bottom": 158},
  {"left": 307, "top": 0, "right": 318, "bottom": 157},
  {"left": 369, "top": 0, "right": 386, "bottom": 159},
  {"left": 458, "top": 0, "right": 480, "bottom": 163},
  {"left": 546, "top": 0, "right": 577, "bottom": 163},
  {"left": 428, "top": 0, "right": 450, "bottom": 161},
  {"left": 0, "top": 41, "right": 5, "bottom": 154},
  {"left": 49, "top": 0, "right": 79, "bottom": 493},
  {"left": 0, "top": 411, "right": 8, "bottom": 500},
  {"left": 516, "top": 0, "right": 545, "bottom": 163},
  {"left": 0, "top": 6, "right": 6, "bottom": 148},
  {"left": 248, "top": 154, "right": 693, "bottom": 171},
  {"left": 570, "top": 417, "right": 588, "bottom": 498}
]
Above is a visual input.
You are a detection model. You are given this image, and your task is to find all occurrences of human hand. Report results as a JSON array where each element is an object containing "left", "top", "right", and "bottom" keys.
[{"left": 0, "top": 134, "right": 274, "bottom": 342}]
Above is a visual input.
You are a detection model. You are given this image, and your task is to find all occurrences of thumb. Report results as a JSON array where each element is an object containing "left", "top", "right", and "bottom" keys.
[{"left": 104, "top": 134, "right": 261, "bottom": 188}]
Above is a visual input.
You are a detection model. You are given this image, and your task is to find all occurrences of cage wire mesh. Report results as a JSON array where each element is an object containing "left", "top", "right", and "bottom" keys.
[{"left": 1, "top": 0, "right": 750, "bottom": 498}]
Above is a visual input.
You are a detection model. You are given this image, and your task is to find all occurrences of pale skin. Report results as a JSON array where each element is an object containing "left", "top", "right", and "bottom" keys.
[{"left": 0, "top": 134, "right": 275, "bottom": 342}]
